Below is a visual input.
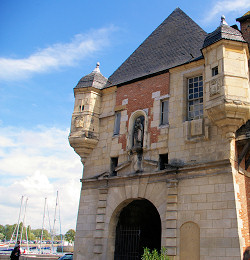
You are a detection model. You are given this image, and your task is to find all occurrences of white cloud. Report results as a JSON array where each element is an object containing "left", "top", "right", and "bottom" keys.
[
  {"left": 202, "top": 0, "right": 250, "bottom": 23},
  {"left": 0, "top": 126, "right": 82, "bottom": 233},
  {"left": 0, "top": 26, "right": 115, "bottom": 81}
]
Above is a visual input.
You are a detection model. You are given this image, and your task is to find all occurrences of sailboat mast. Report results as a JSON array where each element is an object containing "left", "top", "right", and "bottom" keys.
[
  {"left": 15, "top": 196, "right": 24, "bottom": 243},
  {"left": 40, "top": 198, "right": 47, "bottom": 254},
  {"left": 58, "top": 194, "right": 63, "bottom": 254},
  {"left": 51, "top": 191, "right": 59, "bottom": 253},
  {"left": 20, "top": 198, "right": 28, "bottom": 245}
]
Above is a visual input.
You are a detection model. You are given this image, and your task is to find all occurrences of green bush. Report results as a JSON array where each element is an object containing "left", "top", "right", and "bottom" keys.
[{"left": 141, "top": 247, "right": 170, "bottom": 260}]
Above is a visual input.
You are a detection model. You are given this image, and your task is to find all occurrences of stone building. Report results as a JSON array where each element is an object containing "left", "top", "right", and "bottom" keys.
[{"left": 69, "top": 8, "right": 250, "bottom": 260}]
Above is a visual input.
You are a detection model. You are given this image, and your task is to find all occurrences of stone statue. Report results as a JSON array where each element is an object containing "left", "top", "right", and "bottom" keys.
[{"left": 133, "top": 117, "right": 143, "bottom": 148}]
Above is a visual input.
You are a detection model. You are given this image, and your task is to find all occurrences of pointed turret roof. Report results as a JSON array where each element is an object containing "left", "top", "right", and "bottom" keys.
[
  {"left": 203, "top": 16, "right": 246, "bottom": 49},
  {"left": 108, "top": 8, "right": 207, "bottom": 86},
  {"left": 75, "top": 62, "right": 108, "bottom": 90}
]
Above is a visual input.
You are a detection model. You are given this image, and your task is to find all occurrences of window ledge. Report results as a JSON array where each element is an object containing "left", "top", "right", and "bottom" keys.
[{"left": 159, "top": 124, "right": 169, "bottom": 129}]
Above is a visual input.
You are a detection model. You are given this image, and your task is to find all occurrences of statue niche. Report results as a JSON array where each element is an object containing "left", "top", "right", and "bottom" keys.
[{"left": 133, "top": 116, "right": 144, "bottom": 150}]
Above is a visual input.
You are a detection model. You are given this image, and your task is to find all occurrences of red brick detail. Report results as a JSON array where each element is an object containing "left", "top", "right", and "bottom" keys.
[
  {"left": 234, "top": 141, "right": 250, "bottom": 251},
  {"left": 116, "top": 73, "right": 170, "bottom": 150},
  {"left": 118, "top": 134, "right": 127, "bottom": 151},
  {"left": 235, "top": 173, "right": 250, "bottom": 250},
  {"left": 239, "top": 19, "right": 250, "bottom": 49}
]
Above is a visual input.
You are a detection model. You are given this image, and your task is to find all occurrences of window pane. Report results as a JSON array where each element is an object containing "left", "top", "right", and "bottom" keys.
[
  {"left": 114, "top": 112, "right": 121, "bottom": 135},
  {"left": 188, "top": 75, "right": 203, "bottom": 120},
  {"left": 161, "top": 100, "right": 169, "bottom": 125}
]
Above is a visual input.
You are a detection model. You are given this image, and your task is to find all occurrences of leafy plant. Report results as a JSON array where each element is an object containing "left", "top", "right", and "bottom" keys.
[
  {"left": 64, "top": 229, "right": 75, "bottom": 243},
  {"left": 141, "top": 247, "right": 170, "bottom": 260}
]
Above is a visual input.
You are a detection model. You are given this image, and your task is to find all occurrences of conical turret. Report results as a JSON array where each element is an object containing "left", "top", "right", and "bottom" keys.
[
  {"left": 202, "top": 16, "right": 250, "bottom": 139},
  {"left": 69, "top": 63, "right": 107, "bottom": 163}
]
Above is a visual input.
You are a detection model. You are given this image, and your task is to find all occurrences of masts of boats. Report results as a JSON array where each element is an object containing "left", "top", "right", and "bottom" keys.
[
  {"left": 40, "top": 197, "right": 47, "bottom": 254},
  {"left": 51, "top": 191, "right": 63, "bottom": 254}
]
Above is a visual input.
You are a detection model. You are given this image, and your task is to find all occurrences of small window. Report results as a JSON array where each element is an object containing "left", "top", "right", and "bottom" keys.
[
  {"left": 110, "top": 157, "right": 118, "bottom": 176},
  {"left": 114, "top": 112, "right": 121, "bottom": 135},
  {"left": 212, "top": 66, "right": 218, "bottom": 77},
  {"left": 79, "top": 105, "right": 84, "bottom": 111},
  {"left": 159, "top": 153, "right": 168, "bottom": 170},
  {"left": 161, "top": 100, "right": 169, "bottom": 125},
  {"left": 188, "top": 75, "right": 203, "bottom": 121}
]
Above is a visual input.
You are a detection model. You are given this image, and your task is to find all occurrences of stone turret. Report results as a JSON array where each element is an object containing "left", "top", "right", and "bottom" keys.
[
  {"left": 68, "top": 63, "right": 107, "bottom": 163},
  {"left": 202, "top": 16, "right": 250, "bottom": 139}
]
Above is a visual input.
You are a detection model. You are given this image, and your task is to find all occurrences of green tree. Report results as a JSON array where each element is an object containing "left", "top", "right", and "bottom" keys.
[
  {"left": 64, "top": 229, "right": 75, "bottom": 243},
  {"left": 32, "top": 229, "right": 51, "bottom": 240},
  {"left": 0, "top": 225, "right": 4, "bottom": 234},
  {"left": 5, "top": 224, "right": 16, "bottom": 240},
  {"left": 28, "top": 232, "right": 36, "bottom": 241},
  {"left": 54, "top": 234, "right": 63, "bottom": 241},
  {"left": 0, "top": 233, "right": 5, "bottom": 241}
]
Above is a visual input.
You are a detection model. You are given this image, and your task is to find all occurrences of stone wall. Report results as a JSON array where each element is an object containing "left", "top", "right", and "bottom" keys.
[
  {"left": 178, "top": 172, "right": 240, "bottom": 260},
  {"left": 169, "top": 60, "right": 231, "bottom": 165},
  {"left": 73, "top": 159, "right": 241, "bottom": 260}
]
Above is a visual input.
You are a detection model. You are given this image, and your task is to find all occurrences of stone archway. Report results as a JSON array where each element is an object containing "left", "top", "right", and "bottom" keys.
[{"left": 114, "top": 199, "right": 161, "bottom": 259}]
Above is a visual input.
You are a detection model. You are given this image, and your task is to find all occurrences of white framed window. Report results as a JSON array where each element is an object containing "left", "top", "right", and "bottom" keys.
[
  {"left": 113, "top": 112, "right": 121, "bottom": 135},
  {"left": 188, "top": 75, "right": 203, "bottom": 120},
  {"left": 160, "top": 100, "right": 169, "bottom": 125}
]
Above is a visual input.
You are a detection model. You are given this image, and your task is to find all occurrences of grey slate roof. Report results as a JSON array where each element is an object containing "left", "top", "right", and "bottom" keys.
[
  {"left": 107, "top": 8, "right": 207, "bottom": 86},
  {"left": 75, "top": 63, "right": 108, "bottom": 90},
  {"left": 203, "top": 22, "right": 246, "bottom": 49}
]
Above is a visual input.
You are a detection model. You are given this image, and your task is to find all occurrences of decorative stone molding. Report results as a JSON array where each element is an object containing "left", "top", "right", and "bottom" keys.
[
  {"left": 209, "top": 77, "right": 222, "bottom": 97},
  {"left": 74, "top": 116, "right": 84, "bottom": 128},
  {"left": 68, "top": 135, "right": 98, "bottom": 163},
  {"left": 206, "top": 99, "right": 250, "bottom": 139},
  {"left": 183, "top": 118, "right": 209, "bottom": 143}
]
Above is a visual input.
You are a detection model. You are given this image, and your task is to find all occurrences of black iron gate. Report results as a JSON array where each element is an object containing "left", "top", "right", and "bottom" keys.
[{"left": 114, "top": 226, "right": 141, "bottom": 260}]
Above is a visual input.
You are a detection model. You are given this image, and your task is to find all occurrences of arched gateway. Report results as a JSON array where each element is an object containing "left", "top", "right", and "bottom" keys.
[{"left": 114, "top": 199, "right": 161, "bottom": 259}]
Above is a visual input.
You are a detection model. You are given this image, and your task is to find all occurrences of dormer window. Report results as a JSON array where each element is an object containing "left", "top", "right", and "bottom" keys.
[{"left": 212, "top": 66, "right": 218, "bottom": 77}]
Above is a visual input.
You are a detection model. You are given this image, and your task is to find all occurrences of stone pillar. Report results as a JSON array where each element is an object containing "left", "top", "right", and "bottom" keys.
[
  {"left": 165, "top": 180, "right": 178, "bottom": 257},
  {"left": 93, "top": 188, "right": 108, "bottom": 255}
]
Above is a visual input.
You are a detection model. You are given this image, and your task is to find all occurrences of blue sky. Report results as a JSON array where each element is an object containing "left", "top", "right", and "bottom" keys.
[{"left": 0, "top": 0, "right": 249, "bottom": 235}]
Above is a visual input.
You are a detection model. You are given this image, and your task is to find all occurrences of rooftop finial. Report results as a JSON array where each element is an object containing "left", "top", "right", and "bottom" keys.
[
  {"left": 93, "top": 62, "right": 100, "bottom": 73},
  {"left": 220, "top": 15, "right": 228, "bottom": 25}
]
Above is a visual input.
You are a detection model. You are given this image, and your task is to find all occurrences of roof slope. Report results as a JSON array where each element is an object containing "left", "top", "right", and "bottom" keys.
[{"left": 108, "top": 8, "right": 207, "bottom": 86}]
